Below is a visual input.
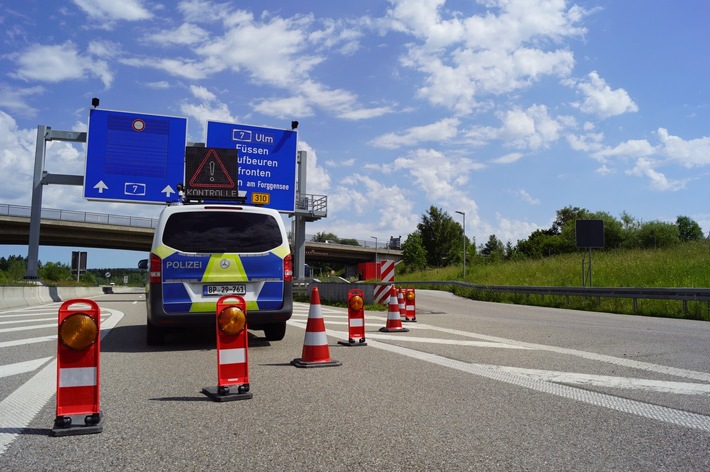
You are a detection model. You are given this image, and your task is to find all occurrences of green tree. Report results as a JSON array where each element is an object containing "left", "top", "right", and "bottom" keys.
[
  {"left": 481, "top": 234, "right": 505, "bottom": 261},
  {"left": 311, "top": 232, "right": 339, "bottom": 243},
  {"left": 676, "top": 215, "right": 703, "bottom": 242},
  {"left": 637, "top": 221, "right": 680, "bottom": 249},
  {"left": 401, "top": 232, "right": 427, "bottom": 271},
  {"left": 338, "top": 238, "right": 361, "bottom": 246},
  {"left": 39, "top": 261, "right": 71, "bottom": 282},
  {"left": 417, "top": 206, "right": 463, "bottom": 267}
]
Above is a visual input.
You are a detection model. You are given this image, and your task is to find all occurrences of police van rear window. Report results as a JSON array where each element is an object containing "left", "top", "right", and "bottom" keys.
[{"left": 162, "top": 211, "right": 283, "bottom": 253}]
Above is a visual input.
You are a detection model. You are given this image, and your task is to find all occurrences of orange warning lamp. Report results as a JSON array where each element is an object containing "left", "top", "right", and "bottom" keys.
[
  {"left": 218, "top": 305, "right": 247, "bottom": 335},
  {"left": 405, "top": 290, "right": 415, "bottom": 302},
  {"left": 58, "top": 313, "right": 98, "bottom": 350},
  {"left": 348, "top": 294, "right": 364, "bottom": 312}
]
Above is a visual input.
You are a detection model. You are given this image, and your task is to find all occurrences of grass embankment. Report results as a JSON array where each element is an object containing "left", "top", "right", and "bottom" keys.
[{"left": 397, "top": 240, "right": 710, "bottom": 321}]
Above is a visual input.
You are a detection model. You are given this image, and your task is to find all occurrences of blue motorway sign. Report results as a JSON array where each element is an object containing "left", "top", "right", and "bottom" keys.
[
  {"left": 206, "top": 121, "right": 297, "bottom": 212},
  {"left": 84, "top": 109, "right": 187, "bottom": 204}
]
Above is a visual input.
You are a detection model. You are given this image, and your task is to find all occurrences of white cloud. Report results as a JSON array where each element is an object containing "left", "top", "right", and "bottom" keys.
[
  {"left": 492, "top": 152, "right": 525, "bottom": 164},
  {"left": 493, "top": 214, "right": 542, "bottom": 245},
  {"left": 143, "top": 23, "right": 209, "bottom": 46},
  {"left": 297, "top": 140, "right": 330, "bottom": 195},
  {"left": 0, "top": 83, "right": 45, "bottom": 117},
  {"left": 572, "top": 71, "right": 638, "bottom": 119},
  {"left": 626, "top": 158, "right": 687, "bottom": 191},
  {"left": 593, "top": 139, "right": 657, "bottom": 162},
  {"left": 180, "top": 85, "right": 238, "bottom": 140},
  {"left": 510, "top": 188, "right": 540, "bottom": 205},
  {"left": 388, "top": 0, "right": 586, "bottom": 114},
  {"left": 390, "top": 148, "right": 484, "bottom": 201},
  {"left": 73, "top": 0, "right": 153, "bottom": 21},
  {"left": 657, "top": 128, "right": 710, "bottom": 167},
  {"left": 466, "top": 104, "right": 563, "bottom": 150},
  {"left": 370, "top": 118, "right": 459, "bottom": 149},
  {"left": 13, "top": 42, "right": 114, "bottom": 88}
]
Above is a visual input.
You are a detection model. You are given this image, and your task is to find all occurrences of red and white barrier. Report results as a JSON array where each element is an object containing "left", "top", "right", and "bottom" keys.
[
  {"left": 374, "top": 260, "right": 396, "bottom": 304},
  {"left": 202, "top": 295, "right": 253, "bottom": 401},
  {"left": 404, "top": 288, "right": 417, "bottom": 322},
  {"left": 52, "top": 299, "right": 102, "bottom": 436},
  {"left": 338, "top": 288, "right": 367, "bottom": 346}
]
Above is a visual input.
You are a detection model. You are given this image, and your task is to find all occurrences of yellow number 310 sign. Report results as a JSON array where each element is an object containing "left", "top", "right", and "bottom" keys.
[{"left": 251, "top": 192, "right": 270, "bottom": 205}]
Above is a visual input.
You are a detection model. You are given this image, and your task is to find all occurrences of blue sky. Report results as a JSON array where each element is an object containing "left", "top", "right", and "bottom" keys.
[{"left": 1, "top": 0, "right": 709, "bottom": 269}]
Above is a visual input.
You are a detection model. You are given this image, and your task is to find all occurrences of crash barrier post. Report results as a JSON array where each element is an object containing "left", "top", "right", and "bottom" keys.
[
  {"left": 404, "top": 288, "right": 417, "bottom": 322},
  {"left": 202, "top": 295, "right": 253, "bottom": 401},
  {"left": 52, "top": 299, "right": 102, "bottom": 437},
  {"left": 338, "top": 288, "right": 367, "bottom": 347}
]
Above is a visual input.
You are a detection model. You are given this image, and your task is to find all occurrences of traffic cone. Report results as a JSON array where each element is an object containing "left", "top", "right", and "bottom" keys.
[
  {"left": 379, "top": 285, "right": 409, "bottom": 333},
  {"left": 397, "top": 287, "right": 406, "bottom": 320},
  {"left": 291, "top": 287, "right": 342, "bottom": 368}
]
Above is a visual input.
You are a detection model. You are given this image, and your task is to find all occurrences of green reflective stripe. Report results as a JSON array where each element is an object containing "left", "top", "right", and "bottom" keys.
[{"left": 202, "top": 255, "right": 248, "bottom": 282}]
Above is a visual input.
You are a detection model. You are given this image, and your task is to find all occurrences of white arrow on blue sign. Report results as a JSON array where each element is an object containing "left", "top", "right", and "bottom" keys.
[{"left": 83, "top": 109, "right": 187, "bottom": 204}]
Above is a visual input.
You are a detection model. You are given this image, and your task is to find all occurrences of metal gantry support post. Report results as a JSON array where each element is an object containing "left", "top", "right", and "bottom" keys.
[
  {"left": 292, "top": 150, "right": 307, "bottom": 280},
  {"left": 26, "top": 126, "right": 86, "bottom": 280}
]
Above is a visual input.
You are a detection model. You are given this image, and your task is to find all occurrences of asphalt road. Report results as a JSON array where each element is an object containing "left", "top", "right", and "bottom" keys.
[{"left": 1, "top": 288, "right": 709, "bottom": 471}]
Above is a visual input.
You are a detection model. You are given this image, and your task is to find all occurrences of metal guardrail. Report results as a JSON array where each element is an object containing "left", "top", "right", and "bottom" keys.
[
  {"left": 402, "top": 281, "right": 710, "bottom": 315},
  {"left": 0, "top": 204, "right": 158, "bottom": 229}
]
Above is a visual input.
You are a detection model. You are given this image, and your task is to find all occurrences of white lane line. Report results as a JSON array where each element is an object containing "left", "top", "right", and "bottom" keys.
[
  {"left": 0, "top": 317, "right": 57, "bottom": 326},
  {"left": 0, "top": 312, "right": 58, "bottom": 319},
  {"left": 0, "top": 336, "right": 56, "bottom": 349},
  {"left": 0, "top": 323, "right": 56, "bottom": 334},
  {"left": 286, "top": 319, "right": 710, "bottom": 432},
  {"left": 491, "top": 366, "right": 710, "bottom": 396},
  {"left": 0, "top": 308, "right": 124, "bottom": 457},
  {"left": 366, "top": 338, "right": 710, "bottom": 432},
  {"left": 0, "top": 357, "right": 54, "bottom": 379},
  {"left": 291, "top": 320, "right": 529, "bottom": 349},
  {"left": 407, "top": 322, "right": 710, "bottom": 383}
]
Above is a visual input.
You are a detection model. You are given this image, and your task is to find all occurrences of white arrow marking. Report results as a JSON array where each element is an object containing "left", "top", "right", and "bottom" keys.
[
  {"left": 93, "top": 180, "right": 108, "bottom": 193},
  {"left": 0, "top": 357, "right": 53, "bottom": 379},
  {"left": 162, "top": 185, "right": 175, "bottom": 197}
]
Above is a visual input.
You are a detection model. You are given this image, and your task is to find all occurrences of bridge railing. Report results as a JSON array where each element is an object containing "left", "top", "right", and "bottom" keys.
[{"left": 0, "top": 204, "right": 159, "bottom": 229}]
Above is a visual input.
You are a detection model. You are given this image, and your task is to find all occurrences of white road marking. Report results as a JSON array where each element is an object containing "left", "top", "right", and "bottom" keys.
[
  {"left": 490, "top": 366, "right": 710, "bottom": 396},
  {"left": 0, "top": 336, "right": 56, "bottom": 349},
  {"left": 0, "top": 317, "right": 57, "bottom": 326},
  {"left": 289, "top": 303, "right": 710, "bottom": 431},
  {"left": 0, "top": 357, "right": 53, "bottom": 379}
]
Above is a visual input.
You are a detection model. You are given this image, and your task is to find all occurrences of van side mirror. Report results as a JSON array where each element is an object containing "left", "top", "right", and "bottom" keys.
[{"left": 138, "top": 259, "right": 148, "bottom": 270}]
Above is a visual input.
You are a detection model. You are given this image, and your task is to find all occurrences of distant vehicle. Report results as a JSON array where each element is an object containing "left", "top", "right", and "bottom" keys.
[{"left": 140, "top": 204, "right": 293, "bottom": 345}]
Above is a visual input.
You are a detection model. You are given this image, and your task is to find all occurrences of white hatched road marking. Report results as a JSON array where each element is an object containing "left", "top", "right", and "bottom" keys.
[
  {"left": 290, "top": 303, "right": 710, "bottom": 431},
  {"left": 0, "top": 307, "right": 124, "bottom": 456},
  {"left": 0, "top": 357, "right": 53, "bottom": 379}
]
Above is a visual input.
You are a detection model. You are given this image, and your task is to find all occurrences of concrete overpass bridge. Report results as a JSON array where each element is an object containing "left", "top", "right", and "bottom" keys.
[{"left": 0, "top": 204, "right": 402, "bottom": 265}]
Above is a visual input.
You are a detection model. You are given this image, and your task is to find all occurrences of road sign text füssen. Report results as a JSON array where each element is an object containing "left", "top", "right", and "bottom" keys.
[
  {"left": 206, "top": 121, "right": 297, "bottom": 212},
  {"left": 84, "top": 109, "right": 187, "bottom": 204}
]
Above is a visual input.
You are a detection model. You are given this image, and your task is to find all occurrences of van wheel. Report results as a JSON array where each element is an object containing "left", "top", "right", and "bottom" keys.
[
  {"left": 263, "top": 322, "right": 286, "bottom": 341},
  {"left": 147, "top": 322, "right": 165, "bottom": 345}
]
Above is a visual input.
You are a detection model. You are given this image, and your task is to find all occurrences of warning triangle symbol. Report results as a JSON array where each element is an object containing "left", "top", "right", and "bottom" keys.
[{"left": 188, "top": 149, "right": 236, "bottom": 189}]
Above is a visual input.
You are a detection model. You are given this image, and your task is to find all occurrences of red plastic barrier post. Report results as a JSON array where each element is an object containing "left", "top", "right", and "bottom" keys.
[
  {"left": 52, "top": 299, "right": 102, "bottom": 436},
  {"left": 338, "top": 288, "right": 367, "bottom": 347},
  {"left": 202, "top": 295, "right": 253, "bottom": 401},
  {"left": 405, "top": 288, "right": 417, "bottom": 322}
]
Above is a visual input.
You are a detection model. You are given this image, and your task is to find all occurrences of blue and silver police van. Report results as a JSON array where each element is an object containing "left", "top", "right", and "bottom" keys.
[{"left": 142, "top": 204, "right": 293, "bottom": 345}]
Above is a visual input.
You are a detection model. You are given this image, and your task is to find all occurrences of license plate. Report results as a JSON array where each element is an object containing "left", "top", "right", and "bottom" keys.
[{"left": 203, "top": 284, "right": 246, "bottom": 296}]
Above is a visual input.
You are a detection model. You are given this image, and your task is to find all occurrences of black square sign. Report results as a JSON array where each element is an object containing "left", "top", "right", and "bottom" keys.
[
  {"left": 576, "top": 219, "right": 605, "bottom": 248},
  {"left": 184, "top": 146, "right": 238, "bottom": 201}
]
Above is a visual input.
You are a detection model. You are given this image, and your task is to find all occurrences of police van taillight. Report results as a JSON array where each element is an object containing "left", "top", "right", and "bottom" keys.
[
  {"left": 149, "top": 254, "right": 162, "bottom": 283},
  {"left": 284, "top": 254, "right": 293, "bottom": 282}
]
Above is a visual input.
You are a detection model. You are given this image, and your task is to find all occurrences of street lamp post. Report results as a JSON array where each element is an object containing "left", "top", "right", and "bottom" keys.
[
  {"left": 455, "top": 211, "right": 466, "bottom": 278},
  {"left": 370, "top": 236, "right": 378, "bottom": 279}
]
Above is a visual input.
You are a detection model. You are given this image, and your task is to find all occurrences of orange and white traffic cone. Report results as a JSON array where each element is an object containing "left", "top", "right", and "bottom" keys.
[
  {"left": 292, "top": 287, "right": 342, "bottom": 368},
  {"left": 379, "top": 285, "right": 409, "bottom": 333},
  {"left": 397, "top": 287, "right": 406, "bottom": 320}
]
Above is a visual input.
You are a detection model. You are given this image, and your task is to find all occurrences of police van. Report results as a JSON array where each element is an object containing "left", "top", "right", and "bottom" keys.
[{"left": 141, "top": 203, "right": 292, "bottom": 345}]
